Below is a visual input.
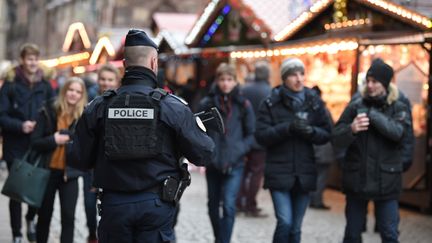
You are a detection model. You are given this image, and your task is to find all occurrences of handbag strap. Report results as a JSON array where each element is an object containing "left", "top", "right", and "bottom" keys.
[
  {"left": 32, "top": 155, "right": 43, "bottom": 168},
  {"left": 20, "top": 149, "right": 43, "bottom": 168},
  {"left": 20, "top": 149, "right": 32, "bottom": 162}
]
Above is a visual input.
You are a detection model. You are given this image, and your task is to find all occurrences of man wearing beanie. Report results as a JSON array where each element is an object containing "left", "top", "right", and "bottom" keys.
[
  {"left": 71, "top": 29, "right": 214, "bottom": 242},
  {"left": 333, "top": 59, "right": 412, "bottom": 243},
  {"left": 255, "top": 57, "right": 332, "bottom": 243}
]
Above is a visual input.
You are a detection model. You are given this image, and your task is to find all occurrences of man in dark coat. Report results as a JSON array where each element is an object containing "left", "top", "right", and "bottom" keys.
[
  {"left": 199, "top": 63, "right": 255, "bottom": 243},
  {"left": 255, "top": 58, "right": 331, "bottom": 243},
  {"left": 237, "top": 61, "right": 272, "bottom": 217},
  {"left": 0, "top": 43, "right": 54, "bottom": 243},
  {"left": 333, "top": 59, "right": 412, "bottom": 243}
]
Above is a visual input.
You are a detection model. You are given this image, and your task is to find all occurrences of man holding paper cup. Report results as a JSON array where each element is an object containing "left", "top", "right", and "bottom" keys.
[{"left": 333, "top": 59, "right": 413, "bottom": 243}]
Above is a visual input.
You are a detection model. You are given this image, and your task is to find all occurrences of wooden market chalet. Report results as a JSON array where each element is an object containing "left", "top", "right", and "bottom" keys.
[{"left": 185, "top": 0, "right": 432, "bottom": 211}]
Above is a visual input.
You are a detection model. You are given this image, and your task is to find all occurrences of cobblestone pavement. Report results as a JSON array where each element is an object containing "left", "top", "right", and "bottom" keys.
[{"left": 1, "top": 165, "right": 432, "bottom": 243}]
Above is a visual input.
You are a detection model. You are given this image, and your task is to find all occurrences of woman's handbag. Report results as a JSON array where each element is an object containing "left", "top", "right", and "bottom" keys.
[{"left": 1, "top": 150, "right": 51, "bottom": 208}]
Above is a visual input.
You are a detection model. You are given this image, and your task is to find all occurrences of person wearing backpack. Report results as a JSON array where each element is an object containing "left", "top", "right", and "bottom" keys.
[
  {"left": 0, "top": 43, "right": 55, "bottom": 243},
  {"left": 198, "top": 63, "right": 255, "bottom": 243}
]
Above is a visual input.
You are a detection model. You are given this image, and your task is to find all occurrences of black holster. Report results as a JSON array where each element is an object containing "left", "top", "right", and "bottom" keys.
[{"left": 161, "top": 160, "right": 191, "bottom": 204}]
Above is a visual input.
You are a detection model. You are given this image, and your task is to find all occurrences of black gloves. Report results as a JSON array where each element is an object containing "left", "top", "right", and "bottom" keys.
[{"left": 291, "top": 118, "right": 314, "bottom": 138}]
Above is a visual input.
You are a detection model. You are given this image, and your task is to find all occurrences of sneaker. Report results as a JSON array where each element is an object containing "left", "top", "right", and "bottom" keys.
[
  {"left": 26, "top": 219, "right": 36, "bottom": 243},
  {"left": 12, "top": 237, "right": 23, "bottom": 243}
]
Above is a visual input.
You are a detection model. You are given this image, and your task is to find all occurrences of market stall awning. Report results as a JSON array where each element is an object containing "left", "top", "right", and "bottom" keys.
[
  {"left": 274, "top": 0, "right": 432, "bottom": 42},
  {"left": 151, "top": 12, "right": 197, "bottom": 55},
  {"left": 185, "top": 0, "right": 315, "bottom": 47},
  {"left": 152, "top": 12, "right": 197, "bottom": 34},
  {"left": 157, "top": 30, "right": 190, "bottom": 55}
]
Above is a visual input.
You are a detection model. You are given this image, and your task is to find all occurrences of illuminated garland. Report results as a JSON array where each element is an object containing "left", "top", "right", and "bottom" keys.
[
  {"left": 362, "top": 0, "right": 431, "bottom": 28},
  {"left": 62, "top": 22, "right": 91, "bottom": 52},
  {"left": 274, "top": 0, "right": 431, "bottom": 42},
  {"left": 325, "top": 18, "right": 371, "bottom": 30},
  {"left": 89, "top": 36, "right": 116, "bottom": 65},
  {"left": 185, "top": 0, "right": 221, "bottom": 45},
  {"left": 230, "top": 40, "right": 359, "bottom": 59},
  {"left": 333, "top": 0, "right": 348, "bottom": 23},
  {"left": 274, "top": 0, "right": 333, "bottom": 41},
  {"left": 199, "top": 5, "right": 231, "bottom": 46},
  {"left": 40, "top": 52, "right": 90, "bottom": 67}
]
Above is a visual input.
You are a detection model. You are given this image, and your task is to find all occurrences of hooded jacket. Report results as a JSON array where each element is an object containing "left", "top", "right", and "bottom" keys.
[
  {"left": 332, "top": 84, "right": 412, "bottom": 200},
  {"left": 0, "top": 66, "right": 54, "bottom": 164},
  {"left": 198, "top": 85, "right": 255, "bottom": 172}
]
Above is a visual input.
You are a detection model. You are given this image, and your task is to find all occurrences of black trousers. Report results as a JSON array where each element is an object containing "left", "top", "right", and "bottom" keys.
[
  {"left": 6, "top": 160, "right": 38, "bottom": 237},
  {"left": 98, "top": 192, "right": 175, "bottom": 243},
  {"left": 36, "top": 170, "right": 78, "bottom": 243},
  {"left": 236, "top": 150, "right": 266, "bottom": 211}
]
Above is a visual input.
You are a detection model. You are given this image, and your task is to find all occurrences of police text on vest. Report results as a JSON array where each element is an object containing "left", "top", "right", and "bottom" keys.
[{"left": 108, "top": 108, "right": 154, "bottom": 119}]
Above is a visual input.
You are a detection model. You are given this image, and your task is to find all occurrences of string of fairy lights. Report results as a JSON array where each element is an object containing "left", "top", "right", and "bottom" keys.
[
  {"left": 230, "top": 40, "right": 359, "bottom": 59},
  {"left": 199, "top": 5, "right": 231, "bottom": 46}
]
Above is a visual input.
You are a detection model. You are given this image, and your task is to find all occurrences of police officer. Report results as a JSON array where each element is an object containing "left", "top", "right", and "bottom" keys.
[{"left": 71, "top": 29, "right": 215, "bottom": 243}]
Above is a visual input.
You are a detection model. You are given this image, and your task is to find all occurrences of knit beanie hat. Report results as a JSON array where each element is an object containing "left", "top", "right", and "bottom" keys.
[
  {"left": 280, "top": 58, "right": 305, "bottom": 81},
  {"left": 366, "top": 58, "right": 394, "bottom": 89}
]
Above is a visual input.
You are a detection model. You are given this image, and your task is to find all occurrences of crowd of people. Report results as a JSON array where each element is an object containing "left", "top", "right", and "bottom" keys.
[
  {"left": 0, "top": 43, "right": 121, "bottom": 243},
  {"left": 0, "top": 38, "right": 414, "bottom": 243}
]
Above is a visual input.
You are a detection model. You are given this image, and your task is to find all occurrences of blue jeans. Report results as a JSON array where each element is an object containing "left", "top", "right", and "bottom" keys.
[
  {"left": 270, "top": 190, "right": 310, "bottom": 243},
  {"left": 206, "top": 166, "right": 243, "bottom": 243},
  {"left": 343, "top": 196, "right": 399, "bottom": 243}
]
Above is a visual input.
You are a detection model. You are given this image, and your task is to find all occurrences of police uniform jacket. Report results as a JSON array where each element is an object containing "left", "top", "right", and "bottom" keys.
[{"left": 71, "top": 66, "right": 215, "bottom": 192}]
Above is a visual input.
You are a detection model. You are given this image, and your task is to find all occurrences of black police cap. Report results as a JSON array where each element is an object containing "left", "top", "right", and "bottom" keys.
[{"left": 125, "top": 29, "right": 158, "bottom": 50}]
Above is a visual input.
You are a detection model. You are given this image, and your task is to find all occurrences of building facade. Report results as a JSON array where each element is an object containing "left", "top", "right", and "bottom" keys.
[{"left": 4, "top": 0, "right": 207, "bottom": 59}]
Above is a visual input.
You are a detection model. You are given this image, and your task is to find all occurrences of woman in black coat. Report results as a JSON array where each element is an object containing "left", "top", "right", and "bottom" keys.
[
  {"left": 31, "top": 77, "right": 87, "bottom": 243},
  {"left": 255, "top": 58, "right": 331, "bottom": 243}
]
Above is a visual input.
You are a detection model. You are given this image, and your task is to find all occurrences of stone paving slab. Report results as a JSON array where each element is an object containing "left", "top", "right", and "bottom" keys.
[{"left": 1, "top": 165, "right": 432, "bottom": 243}]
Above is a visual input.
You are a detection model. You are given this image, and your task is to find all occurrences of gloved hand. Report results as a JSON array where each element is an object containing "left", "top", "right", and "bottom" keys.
[{"left": 291, "top": 118, "right": 314, "bottom": 138}]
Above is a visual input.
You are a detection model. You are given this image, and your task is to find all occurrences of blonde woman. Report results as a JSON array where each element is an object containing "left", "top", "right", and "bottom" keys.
[{"left": 31, "top": 77, "right": 87, "bottom": 243}]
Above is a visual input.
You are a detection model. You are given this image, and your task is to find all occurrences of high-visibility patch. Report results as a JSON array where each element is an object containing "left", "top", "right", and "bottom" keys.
[{"left": 108, "top": 108, "right": 154, "bottom": 119}]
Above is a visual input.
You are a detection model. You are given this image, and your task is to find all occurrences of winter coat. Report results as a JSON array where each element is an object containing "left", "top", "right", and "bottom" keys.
[
  {"left": 31, "top": 101, "right": 83, "bottom": 180},
  {"left": 241, "top": 80, "right": 271, "bottom": 150},
  {"left": 198, "top": 86, "right": 255, "bottom": 172},
  {"left": 313, "top": 107, "right": 335, "bottom": 164},
  {"left": 0, "top": 66, "right": 54, "bottom": 164},
  {"left": 351, "top": 86, "right": 414, "bottom": 171},
  {"left": 255, "top": 86, "right": 332, "bottom": 192},
  {"left": 332, "top": 84, "right": 412, "bottom": 200}
]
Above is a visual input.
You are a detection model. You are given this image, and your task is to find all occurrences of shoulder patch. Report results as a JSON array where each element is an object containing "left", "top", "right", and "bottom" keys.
[
  {"left": 102, "top": 89, "right": 117, "bottom": 98},
  {"left": 151, "top": 88, "right": 169, "bottom": 101},
  {"left": 169, "top": 94, "right": 188, "bottom": 105}
]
